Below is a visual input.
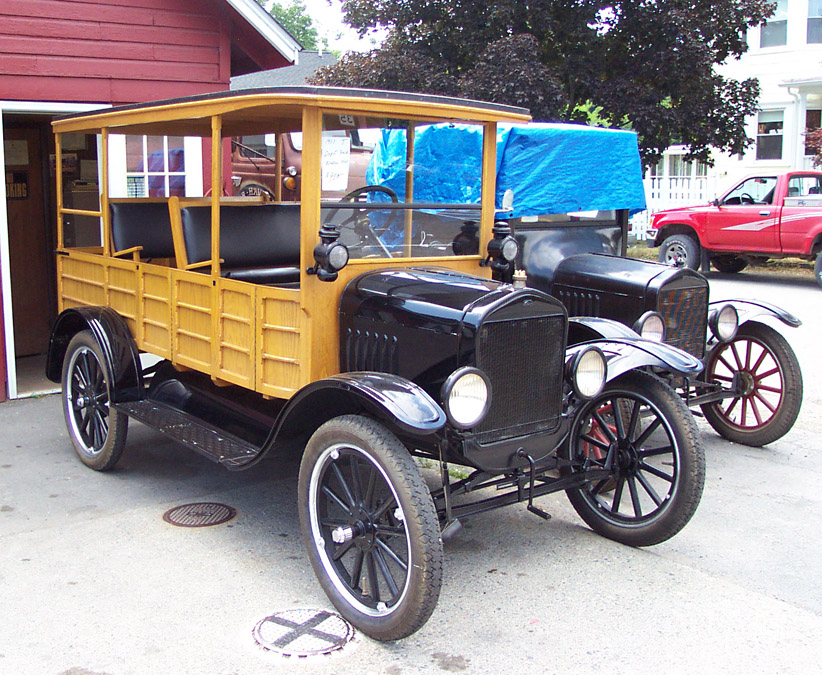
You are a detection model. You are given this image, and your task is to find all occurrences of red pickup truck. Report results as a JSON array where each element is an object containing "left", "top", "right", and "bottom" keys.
[{"left": 649, "top": 171, "right": 822, "bottom": 287}]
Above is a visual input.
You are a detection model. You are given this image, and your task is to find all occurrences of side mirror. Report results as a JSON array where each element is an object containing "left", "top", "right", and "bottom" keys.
[{"left": 712, "top": 198, "right": 722, "bottom": 207}]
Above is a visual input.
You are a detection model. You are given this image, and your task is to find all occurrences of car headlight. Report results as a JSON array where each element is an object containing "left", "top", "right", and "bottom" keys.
[
  {"left": 441, "top": 367, "right": 492, "bottom": 429},
  {"left": 570, "top": 347, "right": 607, "bottom": 399},
  {"left": 633, "top": 311, "right": 666, "bottom": 342},
  {"left": 709, "top": 304, "right": 738, "bottom": 342}
]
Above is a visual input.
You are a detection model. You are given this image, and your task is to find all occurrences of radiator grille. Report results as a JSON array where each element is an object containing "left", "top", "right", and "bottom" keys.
[
  {"left": 473, "top": 313, "right": 565, "bottom": 445},
  {"left": 659, "top": 285, "right": 708, "bottom": 358},
  {"left": 344, "top": 328, "right": 399, "bottom": 373}
]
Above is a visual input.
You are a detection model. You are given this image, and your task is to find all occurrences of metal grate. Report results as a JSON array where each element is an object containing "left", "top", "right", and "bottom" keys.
[
  {"left": 344, "top": 328, "right": 399, "bottom": 373},
  {"left": 659, "top": 285, "right": 708, "bottom": 358},
  {"left": 253, "top": 609, "right": 355, "bottom": 657},
  {"left": 474, "top": 313, "right": 565, "bottom": 444},
  {"left": 163, "top": 502, "right": 236, "bottom": 527}
]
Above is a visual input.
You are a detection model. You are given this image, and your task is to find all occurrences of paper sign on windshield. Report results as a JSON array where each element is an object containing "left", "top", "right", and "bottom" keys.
[{"left": 322, "top": 136, "right": 351, "bottom": 192}]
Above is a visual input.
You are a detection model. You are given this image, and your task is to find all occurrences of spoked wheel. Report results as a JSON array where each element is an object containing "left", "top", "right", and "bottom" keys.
[
  {"left": 564, "top": 371, "right": 705, "bottom": 547},
  {"left": 298, "top": 415, "right": 442, "bottom": 641},
  {"left": 61, "top": 330, "right": 128, "bottom": 470},
  {"left": 701, "top": 322, "right": 802, "bottom": 446}
]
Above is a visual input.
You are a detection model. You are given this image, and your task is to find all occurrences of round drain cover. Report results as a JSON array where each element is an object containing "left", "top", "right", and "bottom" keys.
[
  {"left": 162, "top": 502, "right": 236, "bottom": 527},
  {"left": 253, "top": 609, "right": 354, "bottom": 657}
]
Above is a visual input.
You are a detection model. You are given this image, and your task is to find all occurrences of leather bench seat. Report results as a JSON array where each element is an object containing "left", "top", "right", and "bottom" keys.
[
  {"left": 181, "top": 203, "right": 301, "bottom": 285},
  {"left": 110, "top": 201, "right": 176, "bottom": 260}
]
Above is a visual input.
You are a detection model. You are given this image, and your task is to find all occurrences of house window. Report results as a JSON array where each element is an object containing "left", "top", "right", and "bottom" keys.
[
  {"left": 806, "top": 109, "right": 822, "bottom": 155},
  {"left": 809, "top": 0, "right": 822, "bottom": 42},
  {"left": 761, "top": 0, "right": 788, "bottom": 47},
  {"left": 756, "top": 111, "right": 784, "bottom": 160},
  {"left": 125, "top": 136, "right": 186, "bottom": 197}
]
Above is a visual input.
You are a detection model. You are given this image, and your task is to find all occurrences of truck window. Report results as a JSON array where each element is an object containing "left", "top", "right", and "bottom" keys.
[
  {"left": 723, "top": 176, "right": 778, "bottom": 205},
  {"left": 787, "top": 175, "right": 822, "bottom": 197}
]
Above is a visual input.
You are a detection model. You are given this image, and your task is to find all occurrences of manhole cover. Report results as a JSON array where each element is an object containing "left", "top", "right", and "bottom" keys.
[
  {"left": 253, "top": 609, "right": 355, "bottom": 657},
  {"left": 162, "top": 502, "right": 236, "bottom": 527}
]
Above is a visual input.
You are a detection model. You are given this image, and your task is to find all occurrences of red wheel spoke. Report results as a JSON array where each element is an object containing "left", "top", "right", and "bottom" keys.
[
  {"left": 750, "top": 396, "right": 764, "bottom": 426},
  {"left": 723, "top": 396, "right": 740, "bottom": 418},
  {"left": 730, "top": 342, "right": 744, "bottom": 371},
  {"left": 750, "top": 348, "right": 768, "bottom": 374},
  {"left": 757, "top": 383, "right": 783, "bottom": 394},
  {"left": 753, "top": 391, "right": 777, "bottom": 414},
  {"left": 712, "top": 374, "right": 733, "bottom": 383},
  {"left": 754, "top": 367, "right": 779, "bottom": 381}
]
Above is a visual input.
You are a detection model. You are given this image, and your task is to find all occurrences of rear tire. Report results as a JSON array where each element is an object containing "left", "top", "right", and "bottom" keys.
[
  {"left": 658, "top": 234, "right": 700, "bottom": 270},
  {"left": 61, "top": 330, "right": 128, "bottom": 471},
  {"left": 711, "top": 255, "right": 748, "bottom": 273},
  {"left": 563, "top": 372, "right": 705, "bottom": 547},
  {"left": 298, "top": 415, "right": 442, "bottom": 641}
]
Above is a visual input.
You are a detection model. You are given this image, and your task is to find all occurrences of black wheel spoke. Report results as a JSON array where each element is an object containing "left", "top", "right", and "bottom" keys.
[
  {"left": 332, "top": 538, "right": 356, "bottom": 562},
  {"left": 626, "top": 400, "right": 641, "bottom": 441},
  {"left": 320, "top": 517, "right": 347, "bottom": 528},
  {"left": 364, "top": 464, "right": 377, "bottom": 510},
  {"left": 592, "top": 408, "right": 617, "bottom": 443},
  {"left": 638, "top": 445, "right": 672, "bottom": 459},
  {"left": 372, "top": 495, "right": 398, "bottom": 522},
  {"left": 634, "top": 415, "right": 662, "bottom": 448},
  {"left": 376, "top": 538, "right": 408, "bottom": 571},
  {"left": 374, "top": 524, "right": 406, "bottom": 537},
  {"left": 321, "top": 484, "right": 351, "bottom": 513},
  {"left": 373, "top": 547, "right": 400, "bottom": 599},
  {"left": 348, "top": 454, "right": 364, "bottom": 504},
  {"left": 349, "top": 549, "right": 364, "bottom": 591},
  {"left": 628, "top": 476, "right": 643, "bottom": 517},
  {"left": 331, "top": 462, "right": 356, "bottom": 508},
  {"left": 579, "top": 433, "right": 610, "bottom": 452},
  {"left": 637, "top": 461, "right": 673, "bottom": 482},
  {"left": 635, "top": 470, "right": 664, "bottom": 506},
  {"left": 611, "top": 476, "right": 625, "bottom": 512},
  {"left": 366, "top": 551, "right": 380, "bottom": 602},
  {"left": 613, "top": 399, "right": 628, "bottom": 439}
]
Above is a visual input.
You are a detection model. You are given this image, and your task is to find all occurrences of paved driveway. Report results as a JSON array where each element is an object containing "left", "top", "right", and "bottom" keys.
[{"left": 1, "top": 270, "right": 820, "bottom": 674}]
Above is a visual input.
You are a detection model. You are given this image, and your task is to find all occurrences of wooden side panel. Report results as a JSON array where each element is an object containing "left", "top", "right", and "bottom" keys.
[
  {"left": 257, "top": 287, "right": 304, "bottom": 398},
  {"left": 58, "top": 254, "right": 106, "bottom": 309},
  {"left": 106, "top": 258, "right": 139, "bottom": 336},
  {"left": 217, "top": 278, "right": 255, "bottom": 388},
  {"left": 172, "top": 270, "right": 213, "bottom": 372},
  {"left": 141, "top": 265, "right": 172, "bottom": 358}
]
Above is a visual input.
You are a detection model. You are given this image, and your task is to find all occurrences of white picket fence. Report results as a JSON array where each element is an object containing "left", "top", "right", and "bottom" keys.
[{"left": 630, "top": 176, "right": 720, "bottom": 240}]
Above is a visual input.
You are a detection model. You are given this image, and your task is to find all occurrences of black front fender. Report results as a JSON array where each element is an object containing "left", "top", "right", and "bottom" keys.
[
  {"left": 46, "top": 307, "right": 143, "bottom": 402},
  {"left": 567, "top": 338, "right": 703, "bottom": 382},
  {"left": 262, "top": 372, "right": 447, "bottom": 458},
  {"left": 713, "top": 299, "right": 802, "bottom": 329}
]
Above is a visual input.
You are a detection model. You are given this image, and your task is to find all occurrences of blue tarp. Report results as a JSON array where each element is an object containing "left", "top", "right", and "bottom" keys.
[{"left": 366, "top": 123, "right": 646, "bottom": 218}]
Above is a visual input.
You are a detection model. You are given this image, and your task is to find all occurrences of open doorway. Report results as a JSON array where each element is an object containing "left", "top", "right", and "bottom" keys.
[{"left": 3, "top": 112, "right": 103, "bottom": 397}]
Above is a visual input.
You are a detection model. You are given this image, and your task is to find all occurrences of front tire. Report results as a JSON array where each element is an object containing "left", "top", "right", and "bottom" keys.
[
  {"left": 701, "top": 322, "right": 802, "bottom": 446},
  {"left": 658, "top": 234, "right": 700, "bottom": 270},
  {"left": 61, "top": 330, "right": 128, "bottom": 470},
  {"left": 298, "top": 415, "right": 443, "bottom": 641},
  {"left": 563, "top": 372, "right": 705, "bottom": 547},
  {"left": 815, "top": 252, "right": 822, "bottom": 289}
]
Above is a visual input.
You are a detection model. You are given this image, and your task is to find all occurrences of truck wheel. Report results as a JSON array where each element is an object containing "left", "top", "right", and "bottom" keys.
[
  {"left": 61, "top": 330, "right": 128, "bottom": 471},
  {"left": 658, "top": 234, "right": 700, "bottom": 270},
  {"left": 815, "top": 252, "right": 822, "bottom": 288},
  {"left": 298, "top": 415, "right": 443, "bottom": 641},
  {"left": 701, "top": 322, "right": 802, "bottom": 446},
  {"left": 563, "top": 372, "right": 705, "bottom": 547},
  {"left": 711, "top": 255, "right": 748, "bottom": 273}
]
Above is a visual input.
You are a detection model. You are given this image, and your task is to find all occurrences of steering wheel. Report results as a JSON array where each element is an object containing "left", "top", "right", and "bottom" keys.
[
  {"left": 325, "top": 185, "right": 399, "bottom": 257},
  {"left": 740, "top": 192, "right": 755, "bottom": 205}
]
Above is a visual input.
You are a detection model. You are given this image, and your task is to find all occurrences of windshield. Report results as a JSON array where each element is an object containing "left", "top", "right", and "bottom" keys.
[{"left": 320, "top": 115, "right": 485, "bottom": 260}]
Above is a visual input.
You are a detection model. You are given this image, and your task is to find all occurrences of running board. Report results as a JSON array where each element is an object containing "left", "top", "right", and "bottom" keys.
[{"left": 115, "top": 400, "right": 261, "bottom": 469}]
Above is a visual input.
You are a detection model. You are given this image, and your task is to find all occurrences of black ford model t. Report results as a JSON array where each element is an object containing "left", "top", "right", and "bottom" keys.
[{"left": 47, "top": 88, "right": 706, "bottom": 640}]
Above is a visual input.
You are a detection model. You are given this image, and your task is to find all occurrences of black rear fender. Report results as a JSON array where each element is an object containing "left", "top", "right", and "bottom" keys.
[{"left": 46, "top": 307, "right": 143, "bottom": 402}]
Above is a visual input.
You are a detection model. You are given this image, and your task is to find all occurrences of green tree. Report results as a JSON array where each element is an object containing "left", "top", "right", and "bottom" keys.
[
  {"left": 309, "top": 0, "right": 774, "bottom": 164},
  {"left": 256, "top": 0, "right": 320, "bottom": 51}
]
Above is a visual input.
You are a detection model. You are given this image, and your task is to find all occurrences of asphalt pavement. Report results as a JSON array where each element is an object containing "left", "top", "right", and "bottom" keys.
[{"left": 1, "top": 269, "right": 821, "bottom": 674}]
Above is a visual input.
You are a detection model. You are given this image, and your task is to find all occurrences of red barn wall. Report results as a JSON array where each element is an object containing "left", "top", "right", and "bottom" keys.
[{"left": 0, "top": 0, "right": 254, "bottom": 104}]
